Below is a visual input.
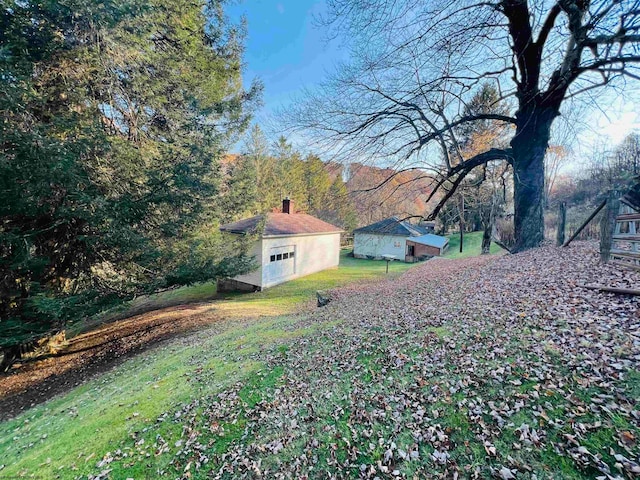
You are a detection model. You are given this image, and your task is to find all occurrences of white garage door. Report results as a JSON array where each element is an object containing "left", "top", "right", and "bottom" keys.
[{"left": 266, "top": 245, "right": 296, "bottom": 281}]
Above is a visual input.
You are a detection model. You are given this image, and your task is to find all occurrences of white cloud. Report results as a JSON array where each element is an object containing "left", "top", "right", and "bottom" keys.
[{"left": 596, "top": 110, "right": 640, "bottom": 145}]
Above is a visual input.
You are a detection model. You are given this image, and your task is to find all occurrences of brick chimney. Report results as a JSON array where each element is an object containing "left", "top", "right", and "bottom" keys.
[{"left": 282, "top": 197, "right": 293, "bottom": 214}]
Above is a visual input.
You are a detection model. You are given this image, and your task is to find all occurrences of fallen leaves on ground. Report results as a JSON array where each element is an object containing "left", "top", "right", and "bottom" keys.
[{"left": 93, "top": 242, "right": 640, "bottom": 479}]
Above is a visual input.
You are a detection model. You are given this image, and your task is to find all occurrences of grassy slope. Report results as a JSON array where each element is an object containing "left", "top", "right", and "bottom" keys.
[
  {"left": 444, "top": 230, "right": 504, "bottom": 259},
  {"left": 215, "top": 252, "right": 415, "bottom": 315},
  {"left": 0, "top": 251, "right": 414, "bottom": 479},
  {"left": 71, "top": 281, "right": 224, "bottom": 337},
  {"left": 1, "top": 246, "right": 630, "bottom": 479},
  {"left": 73, "top": 252, "right": 416, "bottom": 336},
  {"left": 74, "top": 233, "right": 501, "bottom": 336}
]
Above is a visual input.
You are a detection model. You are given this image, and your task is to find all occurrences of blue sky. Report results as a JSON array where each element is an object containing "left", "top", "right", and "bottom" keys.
[
  {"left": 226, "top": 1, "right": 640, "bottom": 162},
  {"left": 227, "top": 0, "right": 346, "bottom": 143}
]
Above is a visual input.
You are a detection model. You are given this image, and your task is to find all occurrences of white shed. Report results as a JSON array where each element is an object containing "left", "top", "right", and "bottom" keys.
[
  {"left": 218, "top": 199, "right": 343, "bottom": 291},
  {"left": 353, "top": 216, "right": 436, "bottom": 262}
]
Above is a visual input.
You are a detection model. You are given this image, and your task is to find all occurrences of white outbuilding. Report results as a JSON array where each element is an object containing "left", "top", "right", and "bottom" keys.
[
  {"left": 353, "top": 216, "right": 446, "bottom": 262},
  {"left": 218, "top": 199, "right": 343, "bottom": 291}
]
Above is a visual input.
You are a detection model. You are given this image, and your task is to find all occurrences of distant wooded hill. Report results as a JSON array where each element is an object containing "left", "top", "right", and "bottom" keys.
[
  {"left": 222, "top": 154, "right": 437, "bottom": 228},
  {"left": 326, "top": 162, "right": 438, "bottom": 226}
]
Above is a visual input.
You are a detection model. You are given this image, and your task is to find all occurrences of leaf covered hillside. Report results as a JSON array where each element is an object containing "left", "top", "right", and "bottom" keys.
[
  {"left": 19, "top": 242, "right": 634, "bottom": 480},
  {"left": 210, "top": 243, "right": 639, "bottom": 479}
]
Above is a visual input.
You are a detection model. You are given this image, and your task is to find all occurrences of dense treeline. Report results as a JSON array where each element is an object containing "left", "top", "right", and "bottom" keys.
[
  {"left": 0, "top": 0, "right": 260, "bottom": 368},
  {"left": 224, "top": 125, "right": 358, "bottom": 230},
  {"left": 551, "top": 133, "right": 640, "bottom": 207},
  {"left": 546, "top": 132, "right": 640, "bottom": 241}
]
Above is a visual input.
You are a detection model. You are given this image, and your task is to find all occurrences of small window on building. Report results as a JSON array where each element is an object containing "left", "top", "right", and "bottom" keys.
[
  {"left": 407, "top": 245, "right": 415, "bottom": 256},
  {"left": 283, "top": 253, "right": 289, "bottom": 259},
  {"left": 289, "top": 251, "right": 294, "bottom": 258},
  {"left": 277, "top": 254, "right": 282, "bottom": 260},
  {"left": 270, "top": 255, "right": 276, "bottom": 262}
]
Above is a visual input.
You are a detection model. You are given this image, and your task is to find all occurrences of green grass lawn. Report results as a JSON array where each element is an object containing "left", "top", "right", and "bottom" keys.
[
  {"left": 0, "top": 250, "right": 415, "bottom": 479},
  {"left": 0, "top": 316, "right": 301, "bottom": 479},
  {"left": 79, "top": 236, "right": 495, "bottom": 338},
  {"left": 444, "top": 230, "right": 505, "bottom": 259},
  {"left": 1, "top": 244, "right": 634, "bottom": 479},
  {"left": 73, "top": 250, "right": 414, "bottom": 336},
  {"left": 215, "top": 250, "right": 415, "bottom": 315}
]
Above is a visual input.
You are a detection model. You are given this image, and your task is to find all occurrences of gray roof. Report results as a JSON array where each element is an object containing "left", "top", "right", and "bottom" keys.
[
  {"left": 353, "top": 216, "right": 431, "bottom": 236},
  {"left": 408, "top": 234, "right": 449, "bottom": 249}
]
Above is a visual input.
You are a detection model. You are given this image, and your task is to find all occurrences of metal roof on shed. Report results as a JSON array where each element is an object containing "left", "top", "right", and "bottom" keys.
[{"left": 407, "top": 234, "right": 449, "bottom": 249}]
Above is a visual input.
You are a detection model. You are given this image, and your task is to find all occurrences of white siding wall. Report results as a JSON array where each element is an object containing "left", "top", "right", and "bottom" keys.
[
  {"left": 230, "top": 240, "right": 263, "bottom": 287},
  {"left": 353, "top": 233, "right": 406, "bottom": 260},
  {"left": 261, "top": 233, "right": 341, "bottom": 288}
]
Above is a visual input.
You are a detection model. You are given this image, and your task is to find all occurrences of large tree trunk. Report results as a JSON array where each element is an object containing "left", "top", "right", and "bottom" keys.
[
  {"left": 512, "top": 153, "right": 545, "bottom": 252},
  {"left": 481, "top": 225, "right": 492, "bottom": 254},
  {"left": 511, "top": 108, "right": 555, "bottom": 252},
  {"left": 458, "top": 194, "right": 464, "bottom": 253}
]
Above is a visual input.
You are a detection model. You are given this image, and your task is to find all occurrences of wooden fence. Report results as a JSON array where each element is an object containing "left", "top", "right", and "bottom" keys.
[
  {"left": 609, "top": 201, "right": 640, "bottom": 270},
  {"left": 561, "top": 181, "right": 640, "bottom": 272}
]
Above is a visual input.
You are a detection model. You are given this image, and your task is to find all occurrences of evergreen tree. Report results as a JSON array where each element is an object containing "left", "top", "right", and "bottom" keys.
[
  {"left": 301, "top": 154, "right": 357, "bottom": 229},
  {"left": 219, "top": 155, "right": 258, "bottom": 222},
  {"left": 326, "top": 177, "right": 358, "bottom": 231},
  {"left": 303, "top": 154, "right": 333, "bottom": 213},
  {"left": 0, "top": 0, "right": 259, "bottom": 368},
  {"left": 243, "top": 125, "right": 279, "bottom": 212},
  {"left": 272, "top": 136, "right": 306, "bottom": 210},
  {"left": 236, "top": 129, "right": 357, "bottom": 228}
]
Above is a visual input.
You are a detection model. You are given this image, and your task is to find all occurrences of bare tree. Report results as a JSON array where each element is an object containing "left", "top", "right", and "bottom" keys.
[
  {"left": 289, "top": 0, "right": 640, "bottom": 251},
  {"left": 613, "top": 131, "right": 640, "bottom": 176},
  {"left": 545, "top": 145, "right": 570, "bottom": 206}
]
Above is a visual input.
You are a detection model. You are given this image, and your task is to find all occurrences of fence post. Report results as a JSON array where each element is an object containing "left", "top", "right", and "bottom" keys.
[
  {"left": 600, "top": 191, "right": 620, "bottom": 263},
  {"left": 563, "top": 199, "right": 606, "bottom": 247},
  {"left": 556, "top": 202, "right": 566, "bottom": 246}
]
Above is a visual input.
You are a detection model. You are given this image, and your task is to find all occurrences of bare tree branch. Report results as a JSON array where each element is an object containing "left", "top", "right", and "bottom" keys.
[
  {"left": 537, "top": 4, "right": 562, "bottom": 48},
  {"left": 425, "top": 148, "right": 514, "bottom": 220},
  {"left": 284, "top": 0, "right": 640, "bottom": 251}
]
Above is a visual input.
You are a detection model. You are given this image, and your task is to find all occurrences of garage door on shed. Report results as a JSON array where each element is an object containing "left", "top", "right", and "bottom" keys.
[{"left": 266, "top": 245, "right": 296, "bottom": 281}]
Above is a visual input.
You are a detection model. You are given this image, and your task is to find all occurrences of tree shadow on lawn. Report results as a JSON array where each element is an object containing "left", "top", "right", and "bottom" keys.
[{"left": 0, "top": 302, "right": 223, "bottom": 421}]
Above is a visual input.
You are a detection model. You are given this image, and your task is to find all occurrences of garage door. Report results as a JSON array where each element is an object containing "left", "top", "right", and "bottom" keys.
[{"left": 266, "top": 245, "right": 296, "bottom": 281}]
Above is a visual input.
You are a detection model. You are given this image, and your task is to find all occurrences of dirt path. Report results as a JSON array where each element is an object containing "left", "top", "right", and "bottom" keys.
[{"left": 0, "top": 302, "right": 224, "bottom": 420}]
